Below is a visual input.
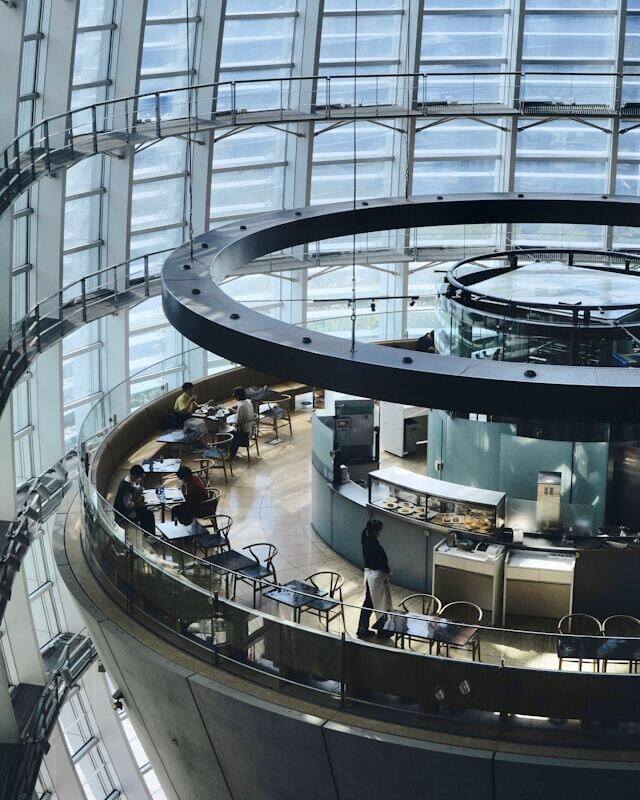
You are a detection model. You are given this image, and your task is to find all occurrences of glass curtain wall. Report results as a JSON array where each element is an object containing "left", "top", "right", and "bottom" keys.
[{"left": 128, "top": 3, "right": 205, "bottom": 388}]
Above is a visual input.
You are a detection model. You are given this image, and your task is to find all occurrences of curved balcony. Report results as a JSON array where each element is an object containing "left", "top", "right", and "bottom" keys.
[{"left": 68, "top": 351, "right": 640, "bottom": 753}]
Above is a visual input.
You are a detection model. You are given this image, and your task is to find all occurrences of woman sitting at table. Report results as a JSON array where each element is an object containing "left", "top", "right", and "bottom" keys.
[
  {"left": 171, "top": 465, "right": 211, "bottom": 523},
  {"left": 357, "top": 519, "right": 393, "bottom": 639}
]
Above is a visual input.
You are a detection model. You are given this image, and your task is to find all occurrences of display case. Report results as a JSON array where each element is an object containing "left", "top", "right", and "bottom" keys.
[{"left": 368, "top": 467, "right": 506, "bottom": 537}]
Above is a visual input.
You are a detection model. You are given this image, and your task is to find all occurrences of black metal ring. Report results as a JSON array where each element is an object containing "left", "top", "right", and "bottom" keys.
[{"left": 162, "top": 194, "right": 640, "bottom": 421}]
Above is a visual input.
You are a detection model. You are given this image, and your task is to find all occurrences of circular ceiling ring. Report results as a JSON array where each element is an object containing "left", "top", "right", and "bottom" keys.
[{"left": 162, "top": 193, "right": 640, "bottom": 422}]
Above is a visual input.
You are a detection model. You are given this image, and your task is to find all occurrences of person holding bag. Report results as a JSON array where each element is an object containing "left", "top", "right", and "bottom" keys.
[{"left": 357, "top": 519, "right": 393, "bottom": 639}]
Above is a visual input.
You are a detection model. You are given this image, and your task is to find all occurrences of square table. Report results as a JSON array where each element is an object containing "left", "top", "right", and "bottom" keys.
[
  {"left": 263, "top": 580, "right": 327, "bottom": 622},
  {"left": 206, "top": 549, "right": 257, "bottom": 597},
  {"left": 384, "top": 613, "right": 480, "bottom": 658},
  {"left": 142, "top": 458, "right": 181, "bottom": 475},
  {"left": 143, "top": 488, "right": 184, "bottom": 522},
  {"left": 156, "top": 518, "right": 206, "bottom": 542}
]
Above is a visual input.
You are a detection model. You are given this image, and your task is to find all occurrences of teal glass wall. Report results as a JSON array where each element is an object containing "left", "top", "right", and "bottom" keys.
[{"left": 427, "top": 410, "right": 609, "bottom": 533}]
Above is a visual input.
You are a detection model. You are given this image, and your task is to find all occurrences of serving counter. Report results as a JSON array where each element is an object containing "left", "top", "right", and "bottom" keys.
[{"left": 312, "top": 462, "right": 640, "bottom": 620}]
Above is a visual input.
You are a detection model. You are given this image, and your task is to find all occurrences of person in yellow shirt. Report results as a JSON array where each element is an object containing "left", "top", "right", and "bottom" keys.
[{"left": 173, "top": 382, "right": 200, "bottom": 421}]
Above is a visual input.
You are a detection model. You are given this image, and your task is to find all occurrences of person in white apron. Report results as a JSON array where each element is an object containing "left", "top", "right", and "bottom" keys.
[{"left": 357, "top": 519, "right": 393, "bottom": 639}]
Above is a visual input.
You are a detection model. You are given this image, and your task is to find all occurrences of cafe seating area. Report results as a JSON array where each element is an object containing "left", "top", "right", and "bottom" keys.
[{"left": 91, "top": 379, "right": 640, "bottom": 678}]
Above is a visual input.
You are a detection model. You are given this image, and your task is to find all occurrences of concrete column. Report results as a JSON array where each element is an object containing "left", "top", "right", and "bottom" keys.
[
  {"left": 2, "top": 571, "right": 46, "bottom": 685},
  {"left": 0, "top": 642, "right": 18, "bottom": 742},
  {"left": 44, "top": 726, "right": 86, "bottom": 800},
  {"left": 82, "top": 665, "right": 153, "bottom": 800},
  {"left": 281, "top": 0, "right": 324, "bottom": 326},
  {"left": 190, "top": 0, "right": 226, "bottom": 235},
  {"left": 0, "top": 0, "right": 26, "bottom": 341}
]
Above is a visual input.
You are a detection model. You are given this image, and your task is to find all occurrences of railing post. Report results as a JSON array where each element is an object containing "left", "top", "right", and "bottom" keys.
[
  {"left": 34, "top": 305, "right": 41, "bottom": 353},
  {"left": 326, "top": 77, "right": 331, "bottom": 118},
  {"left": 144, "top": 255, "right": 150, "bottom": 296},
  {"left": 340, "top": 631, "right": 346, "bottom": 708},
  {"left": 124, "top": 99, "right": 130, "bottom": 145},
  {"left": 29, "top": 128, "right": 36, "bottom": 181},
  {"left": 43, "top": 120, "right": 51, "bottom": 173},
  {"left": 21, "top": 317, "right": 27, "bottom": 355},
  {"left": 91, "top": 105, "right": 98, "bottom": 155},
  {"left": 81, "top": 277, "right": 87, "bottom": 322},
  {"left": 113, "top": 266, "right": 118, "bottom": 309},
  {"left": 66, "top": 111, "right": 75, "bottom": 157},
  {"left": 155, "top": 93, "right": 162, "bottom": 138},
  {"left": 231, "top": 82, "right": 237, "bottom": 125}
]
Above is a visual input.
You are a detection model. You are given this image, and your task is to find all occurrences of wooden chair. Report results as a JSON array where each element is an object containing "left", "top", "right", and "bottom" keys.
[
  {"left": 298, "top": 571, "right": 346, "bottom": 631},
  {"left": 557, "top": 613, "right": 602, "bottom": 672},
  {"left": 240, "top": 422, "right": 260, "bottom": 462},
  {"left": 194, "top": 513, "right": 233, "bottom": 558},
  {"left": 232, "top": 543, "right": 278, "bottom": 607},
  {"left": 439, "top": 601, "right": 483, "bottom": 661},
  {"left": 259, "top": 393, "right": 293, "bottom": 441},
  {"left": 602, "top": 615, "right": 640, "bottom": 673},
  {"left": 200, "top": 432, "right": 234, "bottom": 483}
]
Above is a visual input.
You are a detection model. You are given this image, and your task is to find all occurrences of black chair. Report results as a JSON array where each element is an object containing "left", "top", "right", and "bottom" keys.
[
  {"left": 399, "top": 593, "right": 442, "bottom": 649},
  {"left": 233, "top": 543, "right": 278, "bottom": 607},
  {"left": 194, "top": 512, "right": 232, "bottom": 558},
  {"left": 439, "top": 601, "right": 483, "bottom": 661},
  {"left": 298, "top": 571, "right": 346, "bottom": 631},
  {"left": 602, "top": 615, "right": 640, "bottom": 673},
  {"left": 557, "top": 613, "right": 602, "bottom": 671},
  {"left": 200, "top": 432, "right": 234, "bottom": 484}
]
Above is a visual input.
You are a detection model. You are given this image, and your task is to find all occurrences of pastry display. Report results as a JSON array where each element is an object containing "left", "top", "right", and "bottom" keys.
[{"left": 369, "top": 471, "right": 504, "bottom": 537}]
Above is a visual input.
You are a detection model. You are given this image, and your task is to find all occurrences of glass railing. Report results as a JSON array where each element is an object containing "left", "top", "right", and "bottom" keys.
[{"left": 75, "top": 351, "right": 640, "bottom": 741}]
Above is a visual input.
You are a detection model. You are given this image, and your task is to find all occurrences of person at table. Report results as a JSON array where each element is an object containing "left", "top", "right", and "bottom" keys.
[
  {"left": 415, "top": 330, "right": 435, "bottom": 353},
  {"left": 173, "top": 381, "right": 200, "bottom": 422},
  {"left": 357, "top": 519, "right": 393, "bottom": 639},
  {"left": 113, "top": 465, "right": 156, "bottom": 535},
  {"left": 229, "top": 386, "right": 255, "bottom": 459},
  {"left": 171, "top": 465, "right": 211, "bottom": 522}
]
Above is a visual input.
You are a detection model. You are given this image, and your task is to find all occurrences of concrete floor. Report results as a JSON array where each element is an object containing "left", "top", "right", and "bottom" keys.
[{"left": 109, "top": 404, "right": 629, "bottom": 674}]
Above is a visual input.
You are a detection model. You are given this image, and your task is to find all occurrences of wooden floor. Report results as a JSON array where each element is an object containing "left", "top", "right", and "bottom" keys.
[{"left": 110, "top": 401, "right": 630, "bottom": 674}]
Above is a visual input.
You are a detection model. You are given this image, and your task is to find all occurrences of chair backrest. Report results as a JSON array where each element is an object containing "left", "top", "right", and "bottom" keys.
[
  {"left": 440, "top": 601, "right": 483, "bottom": 625},
  {"left": 602, "top": 615, "right": 640, "bottom": 638},
  {"left": 558, "top": 613, "right": 602, "bottom": 636},
  {"left": 306, "top": 571, "right": 344, "bottom": 598},
  {"left": 209, "top": 513, "right": 232, "bottom": 536},
  {"left": 401, "top": 593, "right": 442, "bottom": 617},
  {"left": 202, "top": 487, "right": 221, "bottom": 516},
  {"left": 243, "top": 542, "right": 277, "bottom": 567}
]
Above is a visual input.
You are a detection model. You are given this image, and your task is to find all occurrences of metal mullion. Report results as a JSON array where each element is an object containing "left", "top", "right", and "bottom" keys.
[
  {"left": 211, "top": 159, "right": 287, "bottom": 175},
  {"left": 62, "top": 340, "right": 104, "bottom": 361},
  {"left": 606, "top": 0, "right": 628, "bottom": 251},
  {"left": 76, "top": 23, "right": 117, "bottom": 34},
  {"left": 504, "top": 0, "right": 526, "bottom": 249},
  {"left": 71, "top": 79, "right": 112, "bottom": 92},
  {"left": 225, "top": 11, "right": 299, "bottom": 21},
  {"left": 63, "top": 391, "right": 103, "bottom": 414},
  {"left": 131, "top": 171, "right": 188, "bottom": 186},
  {"left": 65, "top": 187, "right": 106, "bottom": 202},
  {"left": 62, "top": 240, "right": 104, "bottom": 258},
  {"left": 130, "top": 220, "right": 187, "bottom": 237},
  {"left": 144, "top": 16, "right": 201, "bottom": 26},
  {"left": 323, "top": 9, "right": 403, "bottom": 17},
  {"left": 219, "top": 61, "right": 295, "bottom": 72}
]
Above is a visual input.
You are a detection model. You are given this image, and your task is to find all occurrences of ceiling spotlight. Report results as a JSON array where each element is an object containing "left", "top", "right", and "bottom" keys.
[
  {"left": 370, "top": 301, "right": 376, "bottom": 312},
  {"left": 409, "top": 297, "right": 417, "bottom": 307}
]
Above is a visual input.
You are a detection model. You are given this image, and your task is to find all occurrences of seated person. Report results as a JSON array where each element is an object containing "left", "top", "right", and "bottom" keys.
[
  {"left": 172, "top": 465, "right": 211, "bottom": 521},
  {"left": 173, "top": 382, "right": 200, "bottom": 422},
  {"left": 113, "top": 465, "right": 155, "bottom": 535},
  {"left": 415, "top": 330, "right": 435, "bottom": 353},
  {"left": 229, "top": 386, "right": 255, "bottom": 458}
]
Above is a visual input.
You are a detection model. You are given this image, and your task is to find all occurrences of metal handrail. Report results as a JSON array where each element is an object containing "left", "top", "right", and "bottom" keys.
[{"left": 448, "top": 247, "right": 640, "bottom": 313}]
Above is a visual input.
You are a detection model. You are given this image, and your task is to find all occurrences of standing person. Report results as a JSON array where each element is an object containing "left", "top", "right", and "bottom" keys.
[
  {"left": 113, "top": 465, "right": 156, "bottom": 535},
  {"left": 357, "top": 519, "right": 393, "bottom": 639},
  {"left": 229, "top": 386, "right": 255, "bottom": 458},
  {"left": 173, "top": 381, "right": 200, "bottom": 423}
]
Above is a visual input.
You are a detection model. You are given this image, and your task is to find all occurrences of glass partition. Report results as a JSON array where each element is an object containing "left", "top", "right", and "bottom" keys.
[{"left": 75, "top": 352, "right": 640, "bottom": 745}]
